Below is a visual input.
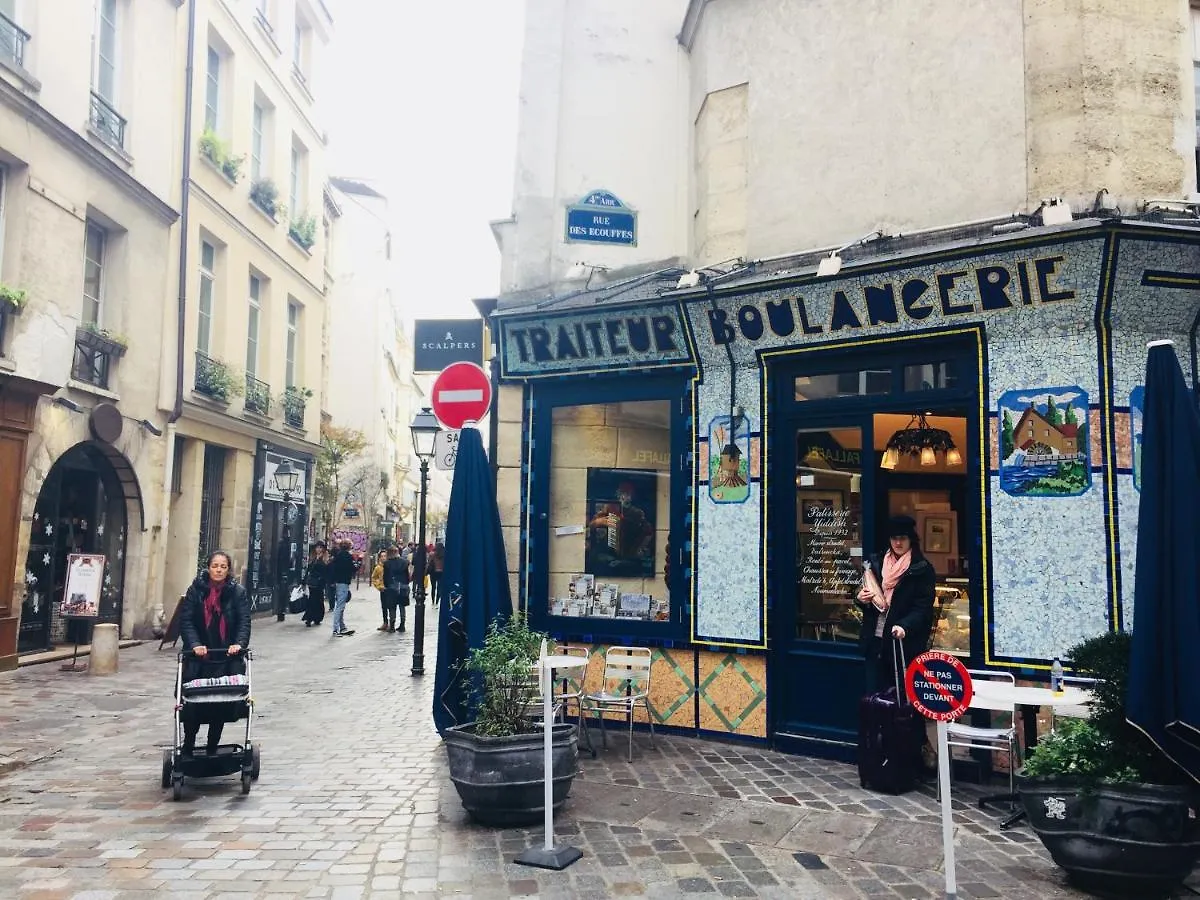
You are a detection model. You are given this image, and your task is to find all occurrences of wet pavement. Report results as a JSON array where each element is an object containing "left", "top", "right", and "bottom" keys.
[{"left": 0, "top": 589, "right": 1179, "bottom": 898}]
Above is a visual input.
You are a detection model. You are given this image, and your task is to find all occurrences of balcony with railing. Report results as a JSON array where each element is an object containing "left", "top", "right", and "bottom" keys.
[
  {"left": 0, "top": 11, "right": 30, "bottom": 70},
  {"left": 194, "top": 350, "right": 234, "bottom": 402},
  {"left": 72, "top": 327, "right": 126, "bottom": 390},
  {"left": 282, "top": 388, "right": 306, "bottom": 429},
  {"left": 88, "top": 92, "right": 126, "bottom": 151},
  {"left": 244, "top": 374, "right": 271, "bottom": 416}
]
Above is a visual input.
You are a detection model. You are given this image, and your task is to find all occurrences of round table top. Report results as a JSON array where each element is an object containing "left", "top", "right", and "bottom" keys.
[
  {"left": 971, "top": 680, "right": 1092, "bottom": 708},
  {"left": 532, "top": 655, "right": 589, "bottom": 670}
]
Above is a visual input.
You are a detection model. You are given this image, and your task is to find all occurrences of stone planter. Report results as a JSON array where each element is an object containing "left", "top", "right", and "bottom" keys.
[
  {"left": 1018, "top": 774, "right": 1200, "bottom": 898},
  {"left": 444, "top": 722, "right": 578, "bottom": 827}
]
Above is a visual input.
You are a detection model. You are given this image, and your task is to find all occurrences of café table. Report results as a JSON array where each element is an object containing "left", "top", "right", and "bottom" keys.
[
  {"left": 530, "top": 654, "right": 593, "bottom": 755},
  {"left": 968, "top": 680, "right": 1093, "bottom": 828}
]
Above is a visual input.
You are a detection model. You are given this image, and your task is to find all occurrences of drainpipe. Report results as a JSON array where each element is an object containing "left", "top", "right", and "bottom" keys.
[{"left": 170, "top": 0, "right": 197, "bottom": 424}]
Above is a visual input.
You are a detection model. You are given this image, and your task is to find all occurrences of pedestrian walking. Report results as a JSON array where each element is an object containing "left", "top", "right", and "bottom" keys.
[
  {"left": 383, "top": 545, "right": 408, "bottom": 633},
  {"left": 302, "top": 541, "right": 328, "bottom": 627},
  {"left": 179, "top": 551, "right": 250, "bottom": 756},
  {"left": 429, "top": 541, "right": 445, "bottom": 606},
  {"left": 329, "top": 540, "right": 357, "bottom": 636},
  {"left": 371, "top": 550, "right": 389, "bottom": 631}
]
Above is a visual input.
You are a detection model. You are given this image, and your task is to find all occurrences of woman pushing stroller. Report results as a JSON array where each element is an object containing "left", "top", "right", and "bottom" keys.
[{"left": 179, "top": 551, "right": 250, "bottom": 756}]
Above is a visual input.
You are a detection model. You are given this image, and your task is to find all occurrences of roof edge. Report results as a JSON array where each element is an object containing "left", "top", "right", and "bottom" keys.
[{"left": 678, "top": 0, "right": 708, "bottom": 50}]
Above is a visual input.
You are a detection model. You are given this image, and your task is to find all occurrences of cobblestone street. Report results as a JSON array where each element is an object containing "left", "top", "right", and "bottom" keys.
[{"left": 0, "top": 596, "right": 1182, "bottom": 899}]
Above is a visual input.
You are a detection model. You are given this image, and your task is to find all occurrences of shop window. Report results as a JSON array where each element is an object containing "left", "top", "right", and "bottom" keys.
[
  {"left": 903, "top": 360, "right": 960, "bottom": 392},
  {"left": 547, "top": 399, "right": 673, "bottom": 623},
  {"left": 794, "top": 368, "right": 889, "bottom": 401}
]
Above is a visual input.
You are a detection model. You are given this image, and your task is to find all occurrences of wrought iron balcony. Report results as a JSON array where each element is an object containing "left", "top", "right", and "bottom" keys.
[
  {"left": 72, "top": 327, "right": 126, "bottom": 390},
  {"left": 282, "top": 389, "right": 306, "bottom": 429},
  {"left": 89, "top": 92, "right": 126, "bottom": 151},
  {"left": 244, "top": 374, "right": 271, "bottom": 416},
  {"left": 194, "top": 350, "right": 232, "bottom": 401},
  {"left": 0, "top": 11, "right": 30, "bottom": 70}
]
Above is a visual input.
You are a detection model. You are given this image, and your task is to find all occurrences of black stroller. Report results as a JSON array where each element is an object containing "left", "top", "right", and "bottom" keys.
[{"left": 162, "top": 648, "right": 260, "bottom": 800}]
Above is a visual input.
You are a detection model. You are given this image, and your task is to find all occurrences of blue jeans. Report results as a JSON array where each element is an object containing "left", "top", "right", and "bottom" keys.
[{"left": 332, "top": 584, "right": 351, "bottom": 633}]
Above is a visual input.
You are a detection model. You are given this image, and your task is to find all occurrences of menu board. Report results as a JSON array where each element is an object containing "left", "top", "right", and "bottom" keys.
[{"left": 798, "top": 504, "right": 861, "bottom": 602}]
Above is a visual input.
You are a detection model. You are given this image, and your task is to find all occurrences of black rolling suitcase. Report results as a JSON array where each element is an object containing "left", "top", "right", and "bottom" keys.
[{"left": 857, "top": 637, "right": 923, "bottom": 795}]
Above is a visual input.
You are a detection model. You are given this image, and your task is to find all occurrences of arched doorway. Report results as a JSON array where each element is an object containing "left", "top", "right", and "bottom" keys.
[{"left": 19, "top": 442, "right": 130, "bottom": 653}]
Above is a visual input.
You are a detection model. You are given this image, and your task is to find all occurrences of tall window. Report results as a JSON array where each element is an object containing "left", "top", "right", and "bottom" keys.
[
  {"left": 292, "top": 15, "right": 308, "bottom": 77},
  {"left": 246, "top": 275, "right": 261, "bottom": 376},
  {"left": 82, "top": 222, "right": 105, "bottom": 326},
  {"left": 205, "top": 47, "right": 221, "bottom": 132},
  {"left": 285, "top": 300, "right": 298, "bottom": 388},
  {"left": 94, "top": 0, "right": 117, "bottom": 102},
  {"left": 198, "top": 241, "right": 215, "bottom": 353},
  {"left": 251, "top": 102, "right": 264, "bottom": 181},
  {"left": 289, "top": 142, "right": 300, "bottom": 214}
]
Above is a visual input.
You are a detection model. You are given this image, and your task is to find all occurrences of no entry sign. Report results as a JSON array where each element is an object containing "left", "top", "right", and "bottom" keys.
[
  {"left": 904, "top": 651, "right": 973, "bottom": 722},
  {"left": 431, "top": 362, "right": 492, "bottom": 430}
]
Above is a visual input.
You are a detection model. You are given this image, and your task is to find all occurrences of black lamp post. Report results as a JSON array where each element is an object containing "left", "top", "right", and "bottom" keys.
[
  {"left": 273, "top": 459, "right": 301, "bottom": 622},
  {"left": 408, "top": 407, "right": 441, "bottom": 676}
]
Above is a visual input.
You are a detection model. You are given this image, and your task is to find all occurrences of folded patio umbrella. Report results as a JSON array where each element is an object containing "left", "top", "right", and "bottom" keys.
[
  {"left": 1128, "top": 341, "right": 1200, "bottom": 782},
  {"left": 433, "top": 425, "right": 513, "bottom": 736}
]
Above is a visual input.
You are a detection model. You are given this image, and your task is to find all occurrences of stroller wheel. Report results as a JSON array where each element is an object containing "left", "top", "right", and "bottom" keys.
[
  {"left": 171, "top": 774, "right": 184, "bottom": 802},
  {"left": 251, "top": 745, "right": 261, "bottom": 781},
  {"left": 160, "top": 750, "right": 172, "bottom": 789},
  {"left": 241, "top": 771, "right": 252, "bottom": 795}
]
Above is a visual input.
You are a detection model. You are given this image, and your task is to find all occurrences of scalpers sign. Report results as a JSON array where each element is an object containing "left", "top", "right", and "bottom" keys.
[
  {"left": 499, "top": 303, "right": 692, "bottom": 377},
  {"left": 705, "top": 254, "right": 1077, "bottom": 345}
]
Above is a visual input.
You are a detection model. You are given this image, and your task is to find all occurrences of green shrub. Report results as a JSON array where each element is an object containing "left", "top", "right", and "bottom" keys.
[{"left": 464, "top": 614, "right": 550, "bottom": 738}]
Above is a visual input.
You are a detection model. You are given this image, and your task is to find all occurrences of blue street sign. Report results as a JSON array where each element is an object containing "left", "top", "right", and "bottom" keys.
[{"left": 565, "top": 190, "right": 637, "bottom": 246}]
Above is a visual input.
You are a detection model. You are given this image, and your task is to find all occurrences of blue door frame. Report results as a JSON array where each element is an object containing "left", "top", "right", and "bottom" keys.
[{"left": 764, "top": 330, "right": 984, "bottom": 759}]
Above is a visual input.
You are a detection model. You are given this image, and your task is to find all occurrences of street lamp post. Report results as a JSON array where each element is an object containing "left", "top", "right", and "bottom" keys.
[
  {"left": 273, "top": 459, "right": 301, "bottom": 623},
  {"left": 408, "top": 407, "right": 441, "bottom": 676}
]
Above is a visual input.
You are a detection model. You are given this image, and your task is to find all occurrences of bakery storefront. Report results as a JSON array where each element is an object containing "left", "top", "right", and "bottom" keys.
[{"left": 495, "top": 220, "right": 1200, "bottom": 757}]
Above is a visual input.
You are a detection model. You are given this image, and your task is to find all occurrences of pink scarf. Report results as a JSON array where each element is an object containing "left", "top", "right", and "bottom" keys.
[
  {"left": 204, "top": 583, "right": 227, "bottom": 643},
  {"left": 880, "top": 550, "right": 912, "bottom": 606}
]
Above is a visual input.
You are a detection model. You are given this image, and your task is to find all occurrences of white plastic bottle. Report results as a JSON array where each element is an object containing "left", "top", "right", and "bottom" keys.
[{"left": 1050, "top": 656, "right": 1064, "bottom": 694}]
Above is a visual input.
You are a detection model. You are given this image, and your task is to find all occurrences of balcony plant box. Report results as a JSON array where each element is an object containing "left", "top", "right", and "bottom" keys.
[
  {"left": 1017, "top": 633, "right": 1200, "bottom": 898},
  {"left": 76, "top": 325, "right": 128, "bottom": 358},
  {"left": 443, "top": 616, "right": 579, "bottom": 826}
]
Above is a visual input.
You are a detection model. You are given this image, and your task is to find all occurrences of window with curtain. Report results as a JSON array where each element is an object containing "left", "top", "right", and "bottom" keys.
[
  {"left": 198, "top": 241, "right": 215, "bottom": 353},
  {"left": 82, "top": 222, "right": 106, "bottom": 327}
]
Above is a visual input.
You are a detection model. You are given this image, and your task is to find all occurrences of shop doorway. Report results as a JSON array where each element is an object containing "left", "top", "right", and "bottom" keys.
[
  {"left": 767, "top": 337, "right": 982, "bottom": 758},
  {"left": 19, "top": 442, "right": 131, "bottom": 653}
]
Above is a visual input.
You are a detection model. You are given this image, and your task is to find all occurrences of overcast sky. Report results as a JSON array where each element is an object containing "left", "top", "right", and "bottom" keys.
[{"left": 323, "top": 1, "right": 526, "bottom": 319}]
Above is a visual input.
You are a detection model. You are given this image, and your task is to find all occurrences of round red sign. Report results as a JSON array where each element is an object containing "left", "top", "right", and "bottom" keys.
[
  {"left": 431, "top": 362, "right": 493, "bottom": 430},
  {"left": 904, "top": 651, "right": 974, "bottom": 722}
]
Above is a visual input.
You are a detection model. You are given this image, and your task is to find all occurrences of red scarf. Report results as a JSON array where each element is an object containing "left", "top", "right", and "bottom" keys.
[{"left": 204, "top": 582, "right": 228, "bottom": 643}]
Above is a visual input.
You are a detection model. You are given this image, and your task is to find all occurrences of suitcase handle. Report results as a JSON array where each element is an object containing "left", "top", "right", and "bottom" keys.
[{"left": 892, "top": 635, "right": 906, "bottom": 704}]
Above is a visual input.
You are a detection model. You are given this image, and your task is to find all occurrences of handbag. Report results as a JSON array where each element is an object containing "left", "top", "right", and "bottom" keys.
[{"left": 288, "top": 585, "right": 306, "bottom": 614}]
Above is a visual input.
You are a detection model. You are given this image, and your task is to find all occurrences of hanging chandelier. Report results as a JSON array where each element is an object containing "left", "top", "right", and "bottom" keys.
[{"left": 880, "top": 412, "right": 963, "bottom": 469}]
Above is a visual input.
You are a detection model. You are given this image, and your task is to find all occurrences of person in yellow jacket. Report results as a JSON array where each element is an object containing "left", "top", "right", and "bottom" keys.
[{"left": 371, "top": 550, "right": 388, "bottom": 631}]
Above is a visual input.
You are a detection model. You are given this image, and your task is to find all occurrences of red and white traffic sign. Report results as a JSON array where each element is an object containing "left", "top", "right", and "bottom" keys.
[
  {"left": 904, "top": 651, "right": 974, "bottom": 722},
  {"left": 431, "top": 362, "right": 492, "bottom": 430}
]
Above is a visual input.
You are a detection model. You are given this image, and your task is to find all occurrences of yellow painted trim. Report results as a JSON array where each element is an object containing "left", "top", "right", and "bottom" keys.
[{"left": 1097, "top": 233, "right": 1121, "bottom": 629}]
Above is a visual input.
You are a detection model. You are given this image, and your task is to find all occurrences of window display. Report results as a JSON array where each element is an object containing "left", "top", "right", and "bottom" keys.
[
  {"left": 547, "top": 400, "right": 673, "bottom": 623},
  {"left": 931, "top": 579, "right": 970, "bottom": 655}
]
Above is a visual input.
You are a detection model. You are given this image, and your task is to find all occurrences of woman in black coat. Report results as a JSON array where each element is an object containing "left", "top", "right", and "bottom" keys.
[
  {"left": 302, "top": 542, "right": 328, "bottom": 627},
  {"left": 179, "top": 551, "right": 251, "bottom": 755},
  {"left": 855, "top": 515, "right": 937, "bottom": 694}
]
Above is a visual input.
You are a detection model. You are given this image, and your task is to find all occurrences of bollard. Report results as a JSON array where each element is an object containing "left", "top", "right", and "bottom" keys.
[{"left": 89, "top": 623, "right": 120, "bottom": 675}]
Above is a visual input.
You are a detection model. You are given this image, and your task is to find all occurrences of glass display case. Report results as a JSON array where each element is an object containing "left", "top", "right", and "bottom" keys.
[{"left": 930, "top": 577, "right": 970, "bottom": 655}]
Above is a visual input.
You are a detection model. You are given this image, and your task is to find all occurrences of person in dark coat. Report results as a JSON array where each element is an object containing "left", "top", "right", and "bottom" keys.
[
  {"left": 328, "top": 540, "right": 357, "bottom": 636},
  {"left": 302, "top": 542, "right": 328, "bottom": 627},
  {"left": 179, "top": 551, "right": 251, "bottom": 755},
  {"left": 383, "top": 545, "right": 409, "bottom": 633},
  {"left": 856, "top": 515, "right": 937, "bottom": 694}
]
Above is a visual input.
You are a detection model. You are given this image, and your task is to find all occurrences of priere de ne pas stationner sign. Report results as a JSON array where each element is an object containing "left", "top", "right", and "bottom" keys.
[
  {"left": 565, "top": 190, "right": 637, "bottom": 247},
  {"left": 413, "top": 319, "right": 484, "bottom": 373}
]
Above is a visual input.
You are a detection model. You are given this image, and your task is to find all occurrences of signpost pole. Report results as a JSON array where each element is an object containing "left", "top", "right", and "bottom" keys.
[{"left": 936, "top": 719, "right": 958, "bottom": 900}]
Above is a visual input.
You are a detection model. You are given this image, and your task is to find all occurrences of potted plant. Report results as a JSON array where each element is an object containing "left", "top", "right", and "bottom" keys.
[
  {"left": 78, "top": 322, "right": 128, "bottom": 355},
  {"left": 1018, "top": 632, "right": 1200, "bottom": 898},
  {"left": 199, "top": 128, "right": 244, "bottom": 183},
  {"left": 194, "top": 356, "right": 244, "bottom": 403},
  {"left": 288, "top": 213, "right": 317, "bottom": 251},
  {"left": 0, "top": 284, "right": 27, "bottom": 312},
  {"left": 443, "top": 614, "right": 580, "bottom": 826},
  {"left": 249, "top": 178, "right": 281, "bottom": 219}
]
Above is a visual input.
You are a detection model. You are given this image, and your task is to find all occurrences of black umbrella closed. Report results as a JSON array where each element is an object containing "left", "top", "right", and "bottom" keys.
[
  {"left": 1128, "top": 341, "right": 1200, "bottom": 782},
  {"left": 432, "top": 426, "right": 513, "bottom": 735}
]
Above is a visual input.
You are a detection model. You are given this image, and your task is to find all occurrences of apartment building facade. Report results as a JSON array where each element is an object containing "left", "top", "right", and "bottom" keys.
[
  {"left": 0, "top": 0, "right": 179, "bottom": 667},
  {"left": 162, "top": 0, "right": 335, "bottom": 619},
  {"left": 492, "top": 0, "right": 1200, "bottom": 756}
]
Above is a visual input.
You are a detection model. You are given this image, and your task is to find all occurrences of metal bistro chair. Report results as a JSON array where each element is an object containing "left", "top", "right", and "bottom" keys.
[
  {"left": 944, "top": 669, "right": 1020, "bottom": 809},
  {"left": 582, "top": 646, "right": 655, "bottom": 762},
  {"left": 552, "top": 645, "right": 595, "bottom": 756}
]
